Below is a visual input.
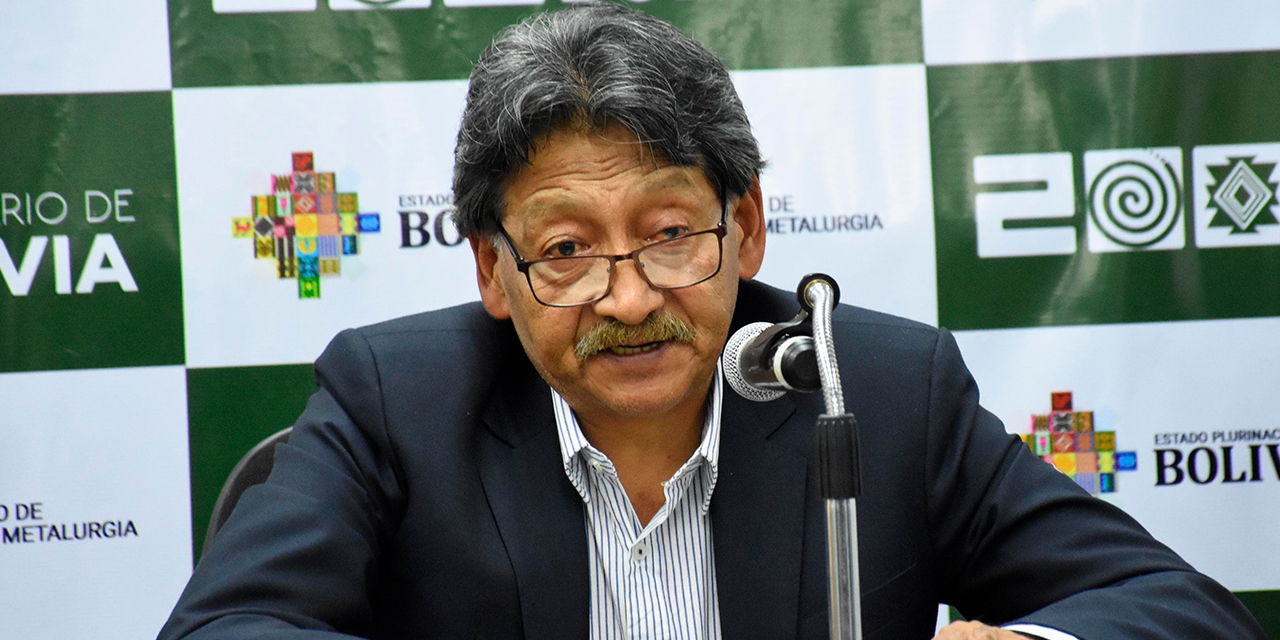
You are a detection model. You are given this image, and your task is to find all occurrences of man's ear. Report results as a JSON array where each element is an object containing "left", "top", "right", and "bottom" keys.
[
  {"left": 470, "top": 233, "right": 512, "bottom": 319},
  {"left": 732, "top": 176, "right": 767, "bottom": 279}
]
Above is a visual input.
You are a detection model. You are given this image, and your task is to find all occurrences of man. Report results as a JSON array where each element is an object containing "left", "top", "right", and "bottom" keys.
[{"left": 159, "top": 4, "right": 1265, "bottom": 640}]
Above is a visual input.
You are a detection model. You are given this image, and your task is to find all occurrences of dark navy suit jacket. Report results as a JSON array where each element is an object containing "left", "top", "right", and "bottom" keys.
[{"left": 159, "top": 280, "right": 1264, "bottom": 639}]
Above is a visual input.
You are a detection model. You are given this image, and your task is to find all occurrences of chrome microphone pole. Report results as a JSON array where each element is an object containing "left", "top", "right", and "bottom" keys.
[{"left": 800, "top": 274, "right": 863, "bottom": 640}]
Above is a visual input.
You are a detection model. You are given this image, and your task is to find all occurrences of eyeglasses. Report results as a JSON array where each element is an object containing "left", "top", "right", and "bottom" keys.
[{"left": 497, "top": 202, "right": 729, "bottom": 307}]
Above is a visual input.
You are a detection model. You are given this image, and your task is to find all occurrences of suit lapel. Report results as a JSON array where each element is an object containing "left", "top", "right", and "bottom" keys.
[
  {"left": 477, "top": 351, "right": 590, "bottom": 640},
  {"left": 713, "top": 390, "right": 809, "bottom": 640}
]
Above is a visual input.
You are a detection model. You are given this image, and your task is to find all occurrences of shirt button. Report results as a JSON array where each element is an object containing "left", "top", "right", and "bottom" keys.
[
  {"left": 631, "top": 541, "right": 649, "bottom": 562},
  {"left": 588, "top": 460, "right": 603, "bottom": 472}
]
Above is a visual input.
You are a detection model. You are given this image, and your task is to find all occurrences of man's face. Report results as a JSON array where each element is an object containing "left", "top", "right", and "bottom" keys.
[{"left": 471, "top": 123, "right": 766, "bottom": 427}]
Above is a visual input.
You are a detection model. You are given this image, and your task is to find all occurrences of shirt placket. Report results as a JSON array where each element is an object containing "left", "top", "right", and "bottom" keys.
[
  {"left": 583, "top": 452, "right": 642, "bottom": 637},
  {"left": 628, "top": 478, "right": 692, "bottom": 640},
  {"left": 654, "top": 473, "right": 698, "bottom": 639},
  {"left": 590, "top": 451, "right": 699, "bottom": 640}
]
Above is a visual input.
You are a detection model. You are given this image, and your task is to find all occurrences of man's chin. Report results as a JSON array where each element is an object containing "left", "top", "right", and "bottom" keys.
[
  {"left": 578, "top": 361, "right": 714, "bottom": 417},
  {"left": 582, "top": 391, "right": 693, "bottom": 421}
]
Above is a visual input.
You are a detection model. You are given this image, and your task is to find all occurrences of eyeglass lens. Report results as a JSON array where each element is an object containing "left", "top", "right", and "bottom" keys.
[{"left": 527, "top": 231, "right": 722, "bottom": 305}]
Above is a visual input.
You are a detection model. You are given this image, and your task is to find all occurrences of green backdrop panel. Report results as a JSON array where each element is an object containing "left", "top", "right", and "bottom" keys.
[
  {"left": 930, "top": 50, "right": 1280, "bottom": 331},
  {"left": 1236, "top": 591, "right": 1280, "bottom": 639},
  {"left": 168, "top": 0, "right": 922, "bottom": 88},
  {"left": 0, "top": 91, "right": 183, "bottom": 373},
  {"left": 187, "top": 363, "right": 318, "bottom": 563}
]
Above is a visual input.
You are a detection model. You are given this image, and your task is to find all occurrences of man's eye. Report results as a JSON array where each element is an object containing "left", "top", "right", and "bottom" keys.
[
  {"left": 659, "top": 227, "right": 687, "bottom": 241},
  {"left": 551, "top": 241, "right": 579, "bottom": 257}
]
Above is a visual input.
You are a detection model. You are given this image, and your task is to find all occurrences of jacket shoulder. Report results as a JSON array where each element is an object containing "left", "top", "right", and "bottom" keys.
[
  {"left": 314, "top": 302, "right": 522, "bottom": 414},
  {"left": 352, "top": 301, "right": 498, "bottom": 339},
  {"left": 338, "top": 302, "right": 516, "bottom": 370}
]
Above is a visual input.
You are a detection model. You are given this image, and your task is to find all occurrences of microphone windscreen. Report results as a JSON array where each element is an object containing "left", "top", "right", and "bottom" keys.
[{"left": 724, "top": 322, "right": 786, "bottom": 402}]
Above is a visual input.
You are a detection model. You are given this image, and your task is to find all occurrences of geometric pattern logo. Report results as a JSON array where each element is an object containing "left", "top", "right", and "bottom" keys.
[
  {"left": 1021, "top": 391, "right": 1138, "bottom": 495},
  {"left": 1192, "top": 143, "right": 1280, "bottom": 248},
  {"left": 1083, "top": 147, "right": 1187, "bottom": 253},
  {"left": 1208, "top": 158, "right": 1277, "bottom": 232},
  {"left": 231, "top": 152, "right": 380, "bottom": 299}
]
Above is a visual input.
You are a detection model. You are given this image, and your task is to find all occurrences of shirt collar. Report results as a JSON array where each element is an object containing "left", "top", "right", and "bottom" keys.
[{"left": 552, "top": 359, "right": 724, "bottom": 515}]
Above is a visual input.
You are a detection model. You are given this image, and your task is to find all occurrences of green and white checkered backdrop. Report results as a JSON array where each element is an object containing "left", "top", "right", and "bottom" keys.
[{"left": 2, "top": 1, "right": 1279, "bottom": 638}]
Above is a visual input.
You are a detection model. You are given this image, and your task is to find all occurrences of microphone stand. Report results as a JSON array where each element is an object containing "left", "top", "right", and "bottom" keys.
[{"left": 798, "top": 274, "right": 863, "bottom": 640}]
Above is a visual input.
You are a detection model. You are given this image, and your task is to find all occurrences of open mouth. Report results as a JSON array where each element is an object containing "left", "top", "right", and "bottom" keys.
[{"left": 606, "top": 341, "right": 663, "bottom": 356}]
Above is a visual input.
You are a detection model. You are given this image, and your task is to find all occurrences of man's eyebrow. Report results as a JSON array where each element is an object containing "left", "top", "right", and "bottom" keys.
[
  {"left": 636, "top": 170, "right": 701, "bottom": 195},
  {"left": 511, "top": 192, "right": 590, "bottom": 231}
]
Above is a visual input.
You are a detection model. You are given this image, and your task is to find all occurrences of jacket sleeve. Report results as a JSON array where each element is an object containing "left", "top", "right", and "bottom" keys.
[
  {"left": 157, "top": 328, "right": 405, "bottom": 640},
  {"left": 923, "top": 328, "right": 1265, "bottom": 639}
]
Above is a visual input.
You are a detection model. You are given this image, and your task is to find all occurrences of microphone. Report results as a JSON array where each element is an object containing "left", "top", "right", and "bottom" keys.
[{"left": 724, "top": 321, "right": 820, "bottom": 402}]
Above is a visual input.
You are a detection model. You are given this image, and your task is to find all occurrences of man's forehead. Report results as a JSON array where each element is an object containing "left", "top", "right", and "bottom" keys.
[
  {"left": 517, "top": 169, "right": 705, "bottom": 205},
  {"left": 502, "top": 131, "right": 715, "bottom": 225}
]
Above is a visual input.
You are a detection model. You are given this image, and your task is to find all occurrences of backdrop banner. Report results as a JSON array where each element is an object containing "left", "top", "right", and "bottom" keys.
[{"left": 1, "top": 1, "right": 1277, "bottom": 638}]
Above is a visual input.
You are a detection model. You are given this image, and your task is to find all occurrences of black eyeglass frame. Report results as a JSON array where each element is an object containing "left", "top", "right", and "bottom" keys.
[{"left": 496, "top": 198, "right": 730, "bottom": 308}]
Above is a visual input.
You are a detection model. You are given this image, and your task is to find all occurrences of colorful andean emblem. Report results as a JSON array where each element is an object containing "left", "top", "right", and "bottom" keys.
[
  {"left": 1021, "top": 392, "right": 1137, "bottom": 495},
  {"left": 231, "top": 151, "right": 380, "bottom": 299}
]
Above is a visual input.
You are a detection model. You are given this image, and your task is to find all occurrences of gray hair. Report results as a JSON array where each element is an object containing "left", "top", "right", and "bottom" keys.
[{"left": 450, "top": 2, "right": 764, "bottom": 238}]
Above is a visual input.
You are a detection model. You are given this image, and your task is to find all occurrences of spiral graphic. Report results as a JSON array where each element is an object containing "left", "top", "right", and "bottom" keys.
[{"left": 1087, "top": 155, "right": 1182, "bottom": 248}]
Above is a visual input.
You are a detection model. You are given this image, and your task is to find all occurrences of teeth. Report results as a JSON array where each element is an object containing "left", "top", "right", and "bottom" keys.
[{"left": 608, "top": 342, "right": 660, "bottom": 356}]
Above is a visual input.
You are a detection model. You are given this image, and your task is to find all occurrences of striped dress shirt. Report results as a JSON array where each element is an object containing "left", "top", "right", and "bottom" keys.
[{"left": 551, "top": 363, "right": 724, "bottom": 640}]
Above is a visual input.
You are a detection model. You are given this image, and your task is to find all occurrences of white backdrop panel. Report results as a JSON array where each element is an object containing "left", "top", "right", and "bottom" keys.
[
  {"left": 0, "top": 0, "right": 172, "bottom": 95},
  {"left": 0, "top": 366, "right": 193, "bottom": 640},
  {"left": 737, "top": 65, "right": 938, "bottom": 326},
  {"left": 175, "top": 81, "right": 476, "bottom": 368},
  {"left": 955, "top": 317, "right": 1280, "bottom": 591},
  {"left": 923, "top": 0, "right": 1280, "bottom": 66}
]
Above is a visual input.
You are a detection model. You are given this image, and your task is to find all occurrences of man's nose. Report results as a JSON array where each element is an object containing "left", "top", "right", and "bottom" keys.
[{"left": 591, "top": 258, "right": 664, "bottom": 325}]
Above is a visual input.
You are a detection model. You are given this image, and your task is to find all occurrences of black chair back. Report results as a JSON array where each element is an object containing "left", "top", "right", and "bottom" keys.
[{"left": 202, "top": 427, "right": 292, "bottom": 557}]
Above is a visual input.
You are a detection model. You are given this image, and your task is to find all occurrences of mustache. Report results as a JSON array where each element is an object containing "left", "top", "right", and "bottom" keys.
[{"left": 574, "top": 311, "right": 698, "bottom": 361}]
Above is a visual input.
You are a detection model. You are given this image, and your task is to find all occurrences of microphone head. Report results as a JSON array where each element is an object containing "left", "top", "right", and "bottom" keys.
[{"left": 724, "top": 322, "right": 786, "bottom": 402}]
